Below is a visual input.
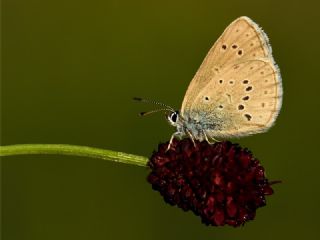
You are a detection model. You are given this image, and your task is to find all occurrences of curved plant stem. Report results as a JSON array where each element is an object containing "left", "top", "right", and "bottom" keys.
[{"left": 0, "top": 144, "right": 148, "bottom": 167}]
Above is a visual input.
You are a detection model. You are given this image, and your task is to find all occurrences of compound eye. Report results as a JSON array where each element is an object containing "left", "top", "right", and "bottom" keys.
[{"left": 171, "top": 112, "right": 178, "bottom": 123}]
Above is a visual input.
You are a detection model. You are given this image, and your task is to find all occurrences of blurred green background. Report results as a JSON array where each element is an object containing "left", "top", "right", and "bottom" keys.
[{"left": 2, "top": 0, "right": 320, "bottom": 239}]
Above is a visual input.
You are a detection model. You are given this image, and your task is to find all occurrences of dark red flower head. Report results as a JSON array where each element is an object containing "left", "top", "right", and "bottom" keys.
[{"left": 147, "top": 138, "right": 277, "bottom": 227}]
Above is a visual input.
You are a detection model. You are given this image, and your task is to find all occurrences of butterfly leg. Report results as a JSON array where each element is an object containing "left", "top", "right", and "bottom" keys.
[
  {"left": 166, "top": 132, "right": 181, "bottom": 151},
  {"left": 203, "top": 130, "right": 215, "bottom": 144},
  {"left": 186, "top": 129, "right": 196, "bottom": 147},
  {"left": 210, "top": 136, "right": 221, "bottom": 142},
  {"left": 203, "top": 130, "right": 220, "bottom": 144}
]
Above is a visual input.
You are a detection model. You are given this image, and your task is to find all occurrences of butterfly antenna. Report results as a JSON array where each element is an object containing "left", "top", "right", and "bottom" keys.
[
  {"left": 133, "top": 97, "right": 175, "bottom": 112},
  {"left": 139, "top": 108, "right": 172, "bottom": 117}
]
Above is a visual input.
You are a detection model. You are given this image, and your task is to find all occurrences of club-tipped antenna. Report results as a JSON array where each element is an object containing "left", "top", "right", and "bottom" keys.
[
  {"left": 133, "top": 97, "right": 175, "bottom": 112},
  {"left": 139, "top": 108, "right": 172, "bottom": 117}
]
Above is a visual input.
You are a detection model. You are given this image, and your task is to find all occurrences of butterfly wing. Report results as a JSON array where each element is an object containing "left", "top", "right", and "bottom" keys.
[
  {"left": 180, "top": 16, "right": 282, "bottom": 138},
  {"left": 189, "top": 59, "right": 282, "bottom": 138},
  {"left": 182, "top": 16, "right": 275, "bottom": 113}
]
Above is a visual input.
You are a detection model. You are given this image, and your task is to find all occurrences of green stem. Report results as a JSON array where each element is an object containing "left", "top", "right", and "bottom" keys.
[{"left": 0, "top": 144, "right": 148, "bottom": 167}]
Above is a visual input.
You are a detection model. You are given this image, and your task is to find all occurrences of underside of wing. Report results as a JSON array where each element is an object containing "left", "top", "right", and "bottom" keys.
[
  {"left": 181, "top": 16, "right": 275, "bottom": 114},
  {"left": 187, "top": 59, "right": 282, "bottom": 138}
]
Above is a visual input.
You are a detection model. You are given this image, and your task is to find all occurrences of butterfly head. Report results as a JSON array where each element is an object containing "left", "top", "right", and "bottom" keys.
[
  {"left": 133, "top": 97, "right": 186, "bottom": 134},
  {"left": 133, "top": 97, "right": 182, "bottom": 126},
  {"left": 167, "top": 110, "right": 180, "bottom": 127}
]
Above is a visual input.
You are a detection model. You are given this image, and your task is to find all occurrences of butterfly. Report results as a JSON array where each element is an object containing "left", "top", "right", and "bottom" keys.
[{"left": 135, "top": 16, "right": 282, "bottom": 149}]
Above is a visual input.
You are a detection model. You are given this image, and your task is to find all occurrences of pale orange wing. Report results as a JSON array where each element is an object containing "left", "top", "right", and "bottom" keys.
[
  {"left": 189, "top": 59, "right": 282, "bottom": 138},
  {"left": 181, "top": 16, "right": 275, "bottom": 114}
]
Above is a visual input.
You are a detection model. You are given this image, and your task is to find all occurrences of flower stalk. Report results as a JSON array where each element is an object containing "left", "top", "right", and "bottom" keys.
[{"left": 0, "top": 144, "right": 148, "bottom": 167}]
